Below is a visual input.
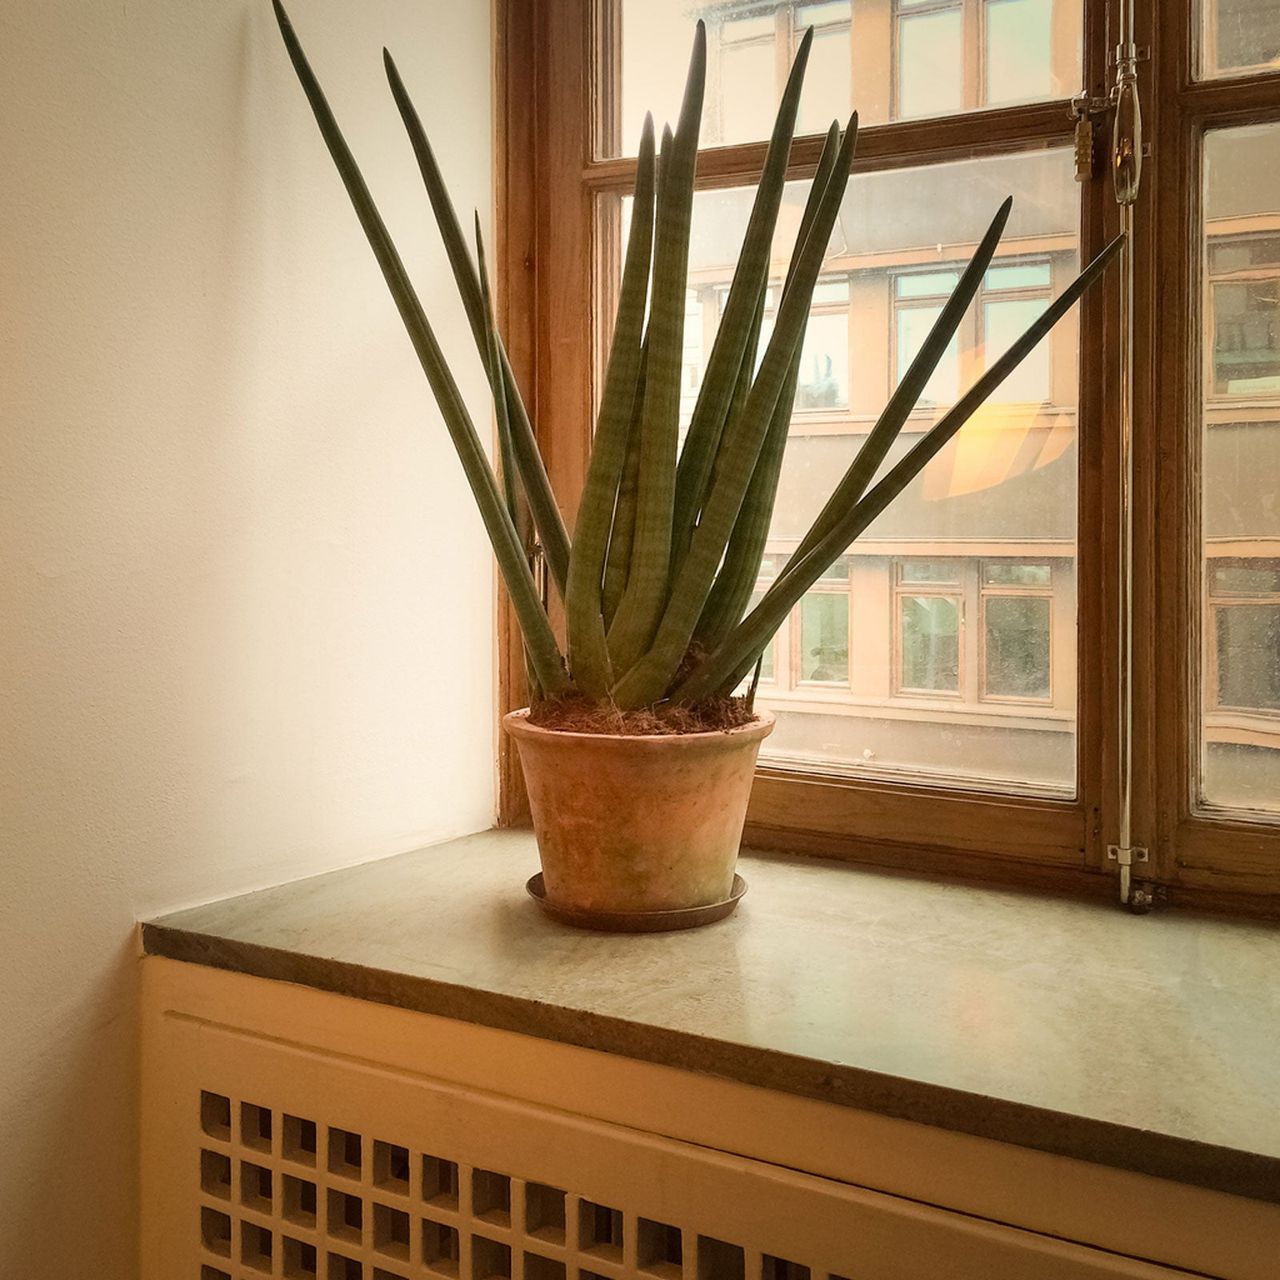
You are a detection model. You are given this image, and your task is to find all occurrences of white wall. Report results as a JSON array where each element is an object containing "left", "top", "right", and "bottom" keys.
[{"left": 0, "top": 2, "right": 496, "bottom": 1274}]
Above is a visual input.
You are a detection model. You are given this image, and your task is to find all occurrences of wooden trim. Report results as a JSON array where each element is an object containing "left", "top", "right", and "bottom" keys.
[
  {"left": 747, "top": 769, "right": 1089, "bottom": 863},
  {"left": 584, "top": 99, "right": 1077, "bottom": 192},
  {"left": 496, "top": 0, "right": 597, "bottom": 825}
]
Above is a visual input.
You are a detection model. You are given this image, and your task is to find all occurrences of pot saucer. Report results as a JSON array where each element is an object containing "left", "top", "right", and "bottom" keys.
[{"left": 525, "top": 873, "right": 747, "bottom": 933}]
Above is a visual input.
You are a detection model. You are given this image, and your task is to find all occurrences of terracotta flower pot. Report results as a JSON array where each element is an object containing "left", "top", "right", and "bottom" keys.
[{"left": 503, "top": 709, "right": 774, "bottom": 919}]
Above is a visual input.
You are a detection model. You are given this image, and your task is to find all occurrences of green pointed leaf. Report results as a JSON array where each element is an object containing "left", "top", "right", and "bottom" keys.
[
  {"left": 784, "top": 196, "right": 1014, "bottom": 573},
  {"left": 674, "top": 231, "right": 1126, "bottom": 702},
  {"left": 671, "top": 29, "right": 815, "bottom": 568},
  {"left": 695, "top": 124, "right": 843, "bottom": 651},
  {"left": 606, "top": 25, "right": 706, "bottom": 674},
  {"left": 564, "top": 115, "right": 657, "bottom": 697},
  {"left": 384, "top": 48, "right": 571, "bottom": 598},
  {"left": 272, "top": 0, "right": 568, "bottom": 694},
  {"left": 610, "top": 117, "right": 859, "bottom": 710},
  {"left": 602, "top": 341, "right": 648, "bottom": 628}
]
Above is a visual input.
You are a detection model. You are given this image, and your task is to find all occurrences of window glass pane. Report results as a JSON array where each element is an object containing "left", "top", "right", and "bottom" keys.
[
  {"left": 1210, "top": 280, "right": 1280, "bottom": 395},
  {"left": 749, "top": 590, "right": 778, "bottom": 681},
  {"left": 901, "top": 559, "right": 960, "bottom": 584},
  {"left": 1216, "top": 603, "right": 1280, "bottom": 710},
  {"left": 721, "top": 40, "right": 782, "bottom": 143},
  {"left": 985, "top": 0, "right": 1053, "bottom": 105},
  {"left": 1209, "top": 235, "right": 1280, "bottom": 274},
  {"left": 604, "top": 148, "right": 1079, "bottom": 793},
  {"left": 900, "top": 596, "right": 961, "bottom": 691},
  {"left": 812, "top": 277, "right": 851, "bottom": 304},
  {"left": 897, "top": 10, "right": 964, "bottom": 120},
  {"left": 896, "top": 270, "right": 962, "bottom": 298},
  {"left": 983, "top": 561, "right": 1051, "bottom": 586},
  {"left": 985, "top": 261, "right": 1053, "bottom": 291},
  {"left": 817, "top": 554, "right": 853, "bottom": 582},
  {"left": 724, "top": 14, "right": 776, "bottom": 41},
  {"left": 984, "top": 297, "right": 1051, "bottom": 402},
  {"left": 611, "top": 0, "right": 1081, "bottom": 155},
  {"left": 1201, "top": 125, "right": 1280, "bottom": 813},
  {"left": 1212, "top": 561, "right": 1280, "bottom": 595},
  {"left": 800, "top": 593, "right": 850, "bottom": 682},
  {"left": 796, "top": 311, "right": 850, "bottom": 408},
  {"left": 897, "top": 305, "right": 961, "bottom": 406},
  {"left": 682, "top": 288, "right": 705, "bottom": 426},
  {"left": 797, "top": 28, "right": 853, "bottom": 136},
  {"left": 1200, "top": 0, "right": 1280, "bottom": 79},
  {"left": 798, "top": 1, "right": 850, "bottom": 22},
  {"left": 984, "top": 595, "right": 1051, "bottom": 698}
]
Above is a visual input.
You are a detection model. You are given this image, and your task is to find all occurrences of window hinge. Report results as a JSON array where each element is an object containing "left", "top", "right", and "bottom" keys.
[{"left": 1107, "top": 844, "right": 1157, "bottom": 914}]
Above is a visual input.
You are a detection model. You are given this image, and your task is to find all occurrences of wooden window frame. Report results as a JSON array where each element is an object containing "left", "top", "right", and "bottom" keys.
[
  {"left": 495, "top": 0, "right": 1280, "bottom": 914},
  {"left": 1148, "top": 0, "right": 1280, "bottom": 910}
]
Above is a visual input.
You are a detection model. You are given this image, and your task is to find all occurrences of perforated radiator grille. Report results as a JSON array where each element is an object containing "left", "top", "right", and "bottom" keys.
[{"left": 196, "top": 1090, "right": 848, "bottom": 1280}]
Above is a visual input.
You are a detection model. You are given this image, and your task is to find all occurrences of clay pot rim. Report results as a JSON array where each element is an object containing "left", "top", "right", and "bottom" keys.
[{"left": 503, "top": 706, "right": 775, "bottom": 748}]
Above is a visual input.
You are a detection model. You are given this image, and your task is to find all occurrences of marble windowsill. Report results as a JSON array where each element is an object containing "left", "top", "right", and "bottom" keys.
[{"left": 143, "top": 828, "right": 1280, "bottom": 1204}]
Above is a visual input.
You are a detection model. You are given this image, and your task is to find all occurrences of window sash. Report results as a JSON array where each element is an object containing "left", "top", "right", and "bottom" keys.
[{"left": 500, "top": 0, "right": 1280, "bottom": 909}]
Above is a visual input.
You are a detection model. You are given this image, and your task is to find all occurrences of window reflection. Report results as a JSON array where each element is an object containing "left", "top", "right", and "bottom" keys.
[
  {"left": 613, "top": 0, "right": 1082, "bottom": 155},
  {"left": 612, "top": 149, "right": 1080, "bottom": 792},
  {"left": 1201, "top": 125, "right": 1280, "bottom": 812}
]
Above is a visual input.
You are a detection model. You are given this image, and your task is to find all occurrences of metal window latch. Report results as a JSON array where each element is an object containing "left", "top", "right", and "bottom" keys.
[
  {"left": 1108, "top": 845, "right": 1156, "bottom": 914},
  {"left": 1069, "top": 93, "right": 1109, "bottom": 183}
]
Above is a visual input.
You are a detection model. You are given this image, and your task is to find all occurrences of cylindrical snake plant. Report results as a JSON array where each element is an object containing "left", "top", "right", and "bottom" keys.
[{"left": 273, "top": 0, "right": 1122, "bottom": 713}]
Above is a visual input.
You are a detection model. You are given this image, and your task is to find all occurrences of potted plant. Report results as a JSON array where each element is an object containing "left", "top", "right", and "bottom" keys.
[{"left": 272, "top": 2, "right": 1121, "bottom": 930}]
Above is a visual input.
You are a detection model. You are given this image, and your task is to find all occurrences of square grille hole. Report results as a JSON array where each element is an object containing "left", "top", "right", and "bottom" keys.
[
  {"left": 762, "top": 1259, "right": 809, "bottom": 1280},
  {"left": 525, "top": 1182, "right": 565, "bottom": 1244},
  {"left": 284, "top": 1173, "right": 318, "bottom": 1227},
  {"left": 328, "top": 1254, "right": 363, "bottom": 1280},
  {"left": 242, "top": 1221, "right": 274, "bottom": 1273},
  {"left": 241, "top": 1101, "right": 273, "bottom": 1153},
  {"left": 639, "top": 1219, "right": 683, "bottom": 1277},
  {"left": 580, "top": 1200, "right": 624, "bottom": 1262},
  {"left": 328, "top": 1188, "right": 363, "bottom": 1244},
  {"left": 698, "top": 1237, "right": 745, "bottom": 1280},
  {"left": 373, "top": 1202, "right": 411, "bottom": 1259},
  {"left": 329, "top": 1127, "right": 363, "bottom": 1179},
  {"left": 374, "top": 1272, "right": 410, "bottom": 1280},
  {"left": 202, "top": 1269, "right": 231, "bottom": 1280},
  {"left": 422, "top": 1219, "right": 460, "bottom": 1278},
  {"left": 472, "top": 1168, "right": 511, "bottom": 1226},
  {"left": 201, "top": 1206, "right": 231, "bottom": 1258},
  {"left": 373, "top": 1140, "right": 411, "bottom": 1194},
  {"left": 284, "top": 1114, "right": 319, "bottom": 1166},
  {"left": 523, "top": 1253, "right": 565, "bottom": 1280},
  {"left": 200, "top": 1148, "right": 232, "bottom": 1200},
  {"left": 241, "top": 1160, "right": 273, "bottom": 1212},
  {"left": 472, "top": 1235, "right": 511, "bottom": 1280},
  {"left": 284, "top": 1236, "right": 319, "bottom": 1277},
  {"left": 200, "top": 1091, "right": 232, "bottom": 1142},
  {"left": 423, "top": 1154, "right": 459, "bottom": 1209}
]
